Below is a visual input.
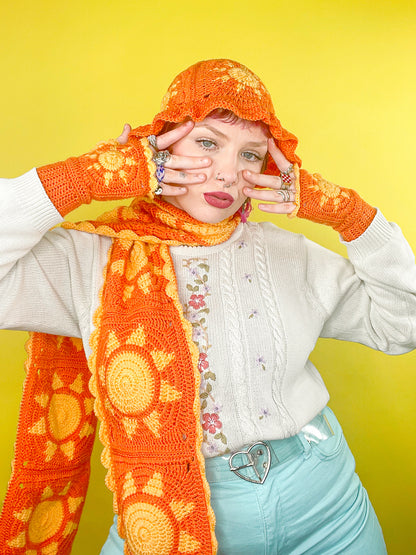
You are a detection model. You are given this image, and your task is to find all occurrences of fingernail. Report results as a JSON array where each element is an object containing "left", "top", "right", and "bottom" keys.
[
  {"left": 202, "top": 158, "right": 210, "bottom": 164},
  {"left": 246, "top": 171, "right": 252, "bottom": 177},
  {"left": 198, "top": 174, "right": 206, "bottom": 180}
]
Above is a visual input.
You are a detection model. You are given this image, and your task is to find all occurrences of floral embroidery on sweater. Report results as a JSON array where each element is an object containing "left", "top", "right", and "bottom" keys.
[
  {"left": 182, "top": 258, "right": 228, "bottom": 454},
  {"left": 256, "top": 355, "right": 267, "bottom": 371}
]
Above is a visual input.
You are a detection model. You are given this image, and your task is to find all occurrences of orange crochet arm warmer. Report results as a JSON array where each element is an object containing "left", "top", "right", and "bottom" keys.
[
  {"left": 37, "top": 136, "right": 158, "bottom": 215},
  {"left": 292, "top": 168, "right": 377, "bottom": 242}
]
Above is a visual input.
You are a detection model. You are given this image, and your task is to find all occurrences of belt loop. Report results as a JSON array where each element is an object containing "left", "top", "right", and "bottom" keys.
[{"left": 297, "top": 431, "right": 313, "bottom": 458}]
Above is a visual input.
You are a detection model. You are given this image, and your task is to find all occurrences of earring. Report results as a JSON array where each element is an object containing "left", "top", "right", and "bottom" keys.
[{"left": 238, "top": 198, "right": 252, "bottom": 223}]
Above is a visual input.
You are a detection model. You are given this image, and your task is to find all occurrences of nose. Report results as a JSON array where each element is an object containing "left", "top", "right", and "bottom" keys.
[{"left": 213, "top": 156, "right": 239, "bottom": 186}]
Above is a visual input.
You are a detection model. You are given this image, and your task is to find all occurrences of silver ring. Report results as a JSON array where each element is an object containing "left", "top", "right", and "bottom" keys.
[
  {"left": 280, "top": 164, "right": 294, "bottom": 176},
  {"left": 147, "top": 135, "right": 158, "bottom": 149},
  {"left": 280, "top": 178, "right": 290, "bottom": 190},
  {"left": 276, "top": 189, "right": 291, "bottom": 202},
  {"left": 153, "top": 150, "right": 171, "bottom": 166},
  {"left": 154, "top": 185, "right": 163, "bottom": 195}
]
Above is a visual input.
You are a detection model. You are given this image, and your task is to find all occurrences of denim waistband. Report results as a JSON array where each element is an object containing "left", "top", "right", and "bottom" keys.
[{"left": 204, "top": 409, "right": 334, "bottom": 484}]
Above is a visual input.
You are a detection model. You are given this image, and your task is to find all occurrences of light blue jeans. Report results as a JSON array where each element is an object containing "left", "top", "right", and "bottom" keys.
[{"left": 100, "top": 407, "right": 387, "bottom": 554}]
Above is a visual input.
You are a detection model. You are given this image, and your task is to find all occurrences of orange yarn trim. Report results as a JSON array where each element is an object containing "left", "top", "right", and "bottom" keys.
[{"left": 288, "top": 164, "right": 300, "bottom": 219}]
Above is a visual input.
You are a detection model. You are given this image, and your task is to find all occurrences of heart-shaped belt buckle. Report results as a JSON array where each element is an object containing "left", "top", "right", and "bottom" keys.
[{"left": 228, "top": 441, "right": 271, "bottom": 484}]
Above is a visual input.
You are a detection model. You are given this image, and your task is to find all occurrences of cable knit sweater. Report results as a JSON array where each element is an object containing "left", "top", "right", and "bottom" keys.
[{"left": 1, "top": 169, "right": 416, "bottom": 459}]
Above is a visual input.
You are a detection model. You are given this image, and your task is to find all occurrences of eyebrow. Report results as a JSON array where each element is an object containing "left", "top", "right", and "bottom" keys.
[{"left": 195, "top": 123, "right": 267, "bottom": 148}]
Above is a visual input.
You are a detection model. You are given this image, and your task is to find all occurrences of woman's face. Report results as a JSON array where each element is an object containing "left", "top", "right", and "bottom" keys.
[{"left": 163, "top": 117, "right": 269, "bottom": 223}]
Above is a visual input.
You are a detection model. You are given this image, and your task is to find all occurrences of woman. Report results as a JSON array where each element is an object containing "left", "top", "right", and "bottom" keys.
[{"left": 0, "top": 59, "right": 415, "bottom": 554}]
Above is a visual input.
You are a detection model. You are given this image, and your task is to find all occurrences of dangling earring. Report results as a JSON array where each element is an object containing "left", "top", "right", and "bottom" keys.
[{"left": 238, "top": 198, "right": 252, "bottom": 223}]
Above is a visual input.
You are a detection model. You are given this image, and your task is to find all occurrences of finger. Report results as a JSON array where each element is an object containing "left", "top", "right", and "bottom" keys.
[
  {"left": 244, "top": 170, "right": 286, "bottom": 189},
  {"left": 157, "top": 120, "right": 195, "bottom": 150},
  {"left": 157, "top": 184, "right": 188, "bottom": 196},
  {"left": 162, "top": 168, "right": 207, "bottom": 185},
  {"left": 245, "top": 187, "right": 296, "bottom": 203},
  {"left": 258, "top": 201, "right": 296, "bottom": 214},
  {"left": 116, "top": 123, "right": 131, "bottom": 145},
  {"left": 267, "top": 138, "right": 294, "bottom": 174},
  {"left": 165, "top": 154, "right": 211, "bottom": 170}
]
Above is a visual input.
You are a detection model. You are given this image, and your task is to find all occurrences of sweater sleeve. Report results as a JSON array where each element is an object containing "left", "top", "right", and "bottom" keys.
[
  {"left": 37, "top": 136, "right": 158, "bottom": 215},
  {"left": 306, "top": 210, "right": 416, "bottom": 354},
  {"left": 0, "top": 170, "right": 108, "bottom": 338}
]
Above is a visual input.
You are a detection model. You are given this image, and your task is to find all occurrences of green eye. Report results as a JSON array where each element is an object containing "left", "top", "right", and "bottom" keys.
[
  {"left": 197, "top": 139, "right": 216, "bottom": 149},
  {"left": 242, "top": 151, "right": 260, "bottom": 161}
]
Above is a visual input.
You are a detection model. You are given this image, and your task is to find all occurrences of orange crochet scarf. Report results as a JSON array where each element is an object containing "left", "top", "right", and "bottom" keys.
[{"left": 0, "top": 198, "right": 239, "bottom": 554}]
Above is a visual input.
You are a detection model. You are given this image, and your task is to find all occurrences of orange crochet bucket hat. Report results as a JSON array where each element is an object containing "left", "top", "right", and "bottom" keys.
[{"left": 130, "top": 59, "right": 302, "bottom": 176}]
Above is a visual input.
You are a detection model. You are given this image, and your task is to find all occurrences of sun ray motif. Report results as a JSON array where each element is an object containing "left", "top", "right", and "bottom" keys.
[
  {"left": 142, "top": 472, "right": 163, "bottom": 497},
  {"left": 169, "top": 500, "right": 195, "bottom": 522},
  {"left": 142, "top": 410, "right": 162, "bottom": 437}
]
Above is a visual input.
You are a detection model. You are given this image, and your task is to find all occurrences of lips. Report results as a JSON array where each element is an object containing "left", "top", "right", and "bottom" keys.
[{"left": 203, "top": 191, "right": 234, "bottom": 209}]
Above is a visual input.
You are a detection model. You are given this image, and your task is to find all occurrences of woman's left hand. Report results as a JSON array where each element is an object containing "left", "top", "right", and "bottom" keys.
[{"left": 243, "top": 138, "right": 297, "bottom": 215}]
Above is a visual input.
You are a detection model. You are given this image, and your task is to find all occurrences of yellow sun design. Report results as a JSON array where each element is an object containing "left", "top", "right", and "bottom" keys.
[
  {"left": 121, "top": 471, "right": 200, "bottom": 554},
  {"left": 102, "top": 325, "right": 182, "bottom": 439},
  {"left": 309, "top": 173, "right": 350, "bottom": 211},
  {"left": 84, "top": 141, "right": 137, "bottom": 188},
  {"left": 7, "top": 482, "right": 83, "bottom": 553},
  {"left": 214, "top": 63, "right": 264, "bottom": 97},
  {"left": 29, "top": 373, "right": 95, "bottom": 462}
]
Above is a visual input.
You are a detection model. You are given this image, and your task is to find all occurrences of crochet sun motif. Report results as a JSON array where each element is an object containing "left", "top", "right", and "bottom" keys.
[
  {"left": 120, "top": 471, "right": 201, "bottom": 554},
  {"left": 29, "top": 369, "right": 95, "bottom": 462},
  {"left": 101, "top": 326, "right": 182, "bottom": 439},
  {"left": 7, "top": 482, "right": 83, "bottom": 553},
  {"left": 309, "top": 173, "right": 350, "bottom": 210},
  {"left": 84, "top": 140, "right": 138, "bottom": 188},
  {"left": 214, "top": 62, "right": 265, "bottom": 98}
]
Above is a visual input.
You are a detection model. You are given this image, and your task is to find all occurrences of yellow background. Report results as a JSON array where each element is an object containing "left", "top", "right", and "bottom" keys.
[{"left": 1, "top": 0, "right": 415, "bottom": 552}]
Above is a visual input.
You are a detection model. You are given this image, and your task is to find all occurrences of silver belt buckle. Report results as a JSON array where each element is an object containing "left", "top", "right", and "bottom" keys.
[{"left": 228, "top": 441, "right": 272, "bottom": 484}]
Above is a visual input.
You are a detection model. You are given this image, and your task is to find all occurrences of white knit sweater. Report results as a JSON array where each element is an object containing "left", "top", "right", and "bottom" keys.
[{"left": 1, "top": 169, "right": 416, "bottom": 458}]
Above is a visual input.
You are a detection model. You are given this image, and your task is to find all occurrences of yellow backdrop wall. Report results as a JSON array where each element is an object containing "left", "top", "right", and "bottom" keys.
[{"left": 0, "top": 1, "right": 415, "bottom": 553}]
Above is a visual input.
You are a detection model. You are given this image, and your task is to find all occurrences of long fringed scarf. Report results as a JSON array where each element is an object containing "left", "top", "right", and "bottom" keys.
[{"left": 0, "top": 198, "right": 240, "bottom": 555}]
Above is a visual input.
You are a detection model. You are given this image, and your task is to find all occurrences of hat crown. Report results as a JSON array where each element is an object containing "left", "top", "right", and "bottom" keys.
[{"left": 158, "top": 59, "right": 275, "bottom": 123}]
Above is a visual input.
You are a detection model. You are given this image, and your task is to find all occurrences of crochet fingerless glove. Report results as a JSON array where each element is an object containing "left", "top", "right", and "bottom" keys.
[
  {"left": 37, "top": 137, "right": 158, "bottom": 215},
  {"left": 292, "top": 168, "right": 376, "bottom": 241}
]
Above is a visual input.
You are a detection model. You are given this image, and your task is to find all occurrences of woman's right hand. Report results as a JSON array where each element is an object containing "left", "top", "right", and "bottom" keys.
[
  {"left": 37, "top": 120, "right": 211, "bottom": 217},
  {"left": 118, "top": 121, "right": 211, "bottom": 197}
]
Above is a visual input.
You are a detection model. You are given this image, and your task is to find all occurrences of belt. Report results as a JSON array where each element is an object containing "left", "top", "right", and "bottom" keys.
[{"left": 205, "top": 411, "right": 334, "bottom": 485}]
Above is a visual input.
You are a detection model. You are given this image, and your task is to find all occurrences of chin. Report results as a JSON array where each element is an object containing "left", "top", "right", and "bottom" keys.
[
  {"left": 163, "top": 196, "right": 239, "bottom": 224},
  {"left": 190, "top": 209, "right": 237, "bottom": 225}
]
